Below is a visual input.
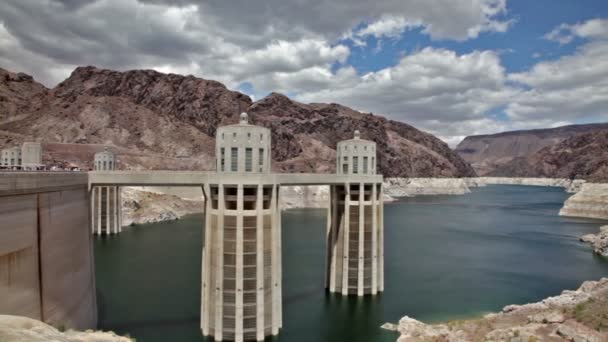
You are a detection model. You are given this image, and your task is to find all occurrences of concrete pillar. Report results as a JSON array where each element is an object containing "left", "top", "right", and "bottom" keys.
[
  {"left": 357, "top": 183, "right": 364, "bottom": 297},
  {"left": 328, "top": 186, "right": 338, "bottom": 292},
  {"left": 276, "top": 185, "right": 282, "bottom": 329},
  {"left": 326, "top": 182, "right": 383, "bottom": 297},
  {"left": 271, "top": 184, "right": 280, "bottom": 334},
  {"left": 96, "top": 187, "right": 101, "bottom": 235},
  {"left": 378, "top": 183, "right": 384, "bottom": 292},
  {"left": 118, "top": 187, "right": 122, "bottom": 233},
  {"left": 341, "top": 183, "right": 350, "bottom": 296},
  {"left": 235, "top": 185, "right": 244, "bottom": 342},
  {"left": 202, "top": 182, "right": 280, "bottom": 341},
  {"left": 105, "top": 187, "right": 110, "bottom": 235},
  {"left": 201, "top": 184, "right": 211, "bottom": 335},
  {"left": 214, "top": 183, "right": 224, "bottom": 341},
  {"left": 371, "top": 183, "right": 378, "bottom": 295},
  {"left": 90, "top": 188, "right": 95, "bottom": 234},
  {"left": 113, "top": 186, "right": 118, "bottom": 234},
  {"left": 255, "top": 184, "right": 264, "bottom": 341}
]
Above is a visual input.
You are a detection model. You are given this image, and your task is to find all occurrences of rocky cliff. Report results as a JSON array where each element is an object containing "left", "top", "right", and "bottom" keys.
[
  {"left": 560, "top": 183, "right": 608, "bottom": 220},
  {"left": 0, "top": 69, "right": 48, "bottom": 125},
  {"left": 0, "top": 66, "right": 475, "bottom": 177},
  {"left": 486, "top": 130, "right": 608, "bottom": 182},
  {"left": 456, "top": 124, "right": 608, "bottom": 176},
  {"left": 385, "top": 278, "right": 608, "bottom": 341}
]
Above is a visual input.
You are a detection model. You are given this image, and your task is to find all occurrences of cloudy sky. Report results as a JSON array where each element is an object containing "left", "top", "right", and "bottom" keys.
[{"left": 1, "top": 0, "right": 607, "bottom": 145}]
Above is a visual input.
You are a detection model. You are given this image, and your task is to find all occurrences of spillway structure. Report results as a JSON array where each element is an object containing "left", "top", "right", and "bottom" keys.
[
  {"left": 91, "top": 148, "right": 122, "bottom": 235},
  {"left": 325, "top": 130, "right": 384, "bottom": 296},
  {"left": 201, "top": 113, "right": 281, "bottom": 342}
]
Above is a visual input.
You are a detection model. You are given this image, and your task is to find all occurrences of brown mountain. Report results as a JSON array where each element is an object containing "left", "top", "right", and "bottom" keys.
[
  {"left": 487, "top": 129, "right": 608, "bottom": 182},
  {"left": 456, "top": 123, "right": 608, "bottom": 175},
  {"left": 0, "top": 68, "right": 48, "bottom": 125},
  {"left": 0, "top": 66, "right": 475, "bottom": 177}
]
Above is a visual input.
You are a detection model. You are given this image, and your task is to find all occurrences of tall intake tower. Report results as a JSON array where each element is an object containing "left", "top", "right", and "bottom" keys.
[
  {"left": 91, "top": 148, "right": 122, "bottom": 235},
  {"left": 326, "top": 130, "right": 384, "bottom": 296},
  {"left": 201, "top": 113, "right": 281, "bottom": 341}
]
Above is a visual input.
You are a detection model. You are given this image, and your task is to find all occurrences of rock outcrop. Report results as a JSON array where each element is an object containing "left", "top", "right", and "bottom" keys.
[
  {"left": 387, "top": 278, "right": 608, "bottom": 341},
  {"left": 0, "top": 66, "right": 475, "bottom": 178},
  {"left": 486, "top": 130, "right": 608, "bottom": 182},
  {"left": 456, "top": 123, "right": 608, "bottom": 176},
  {"left": 121, "top": 187, "right": 203, "bottom": 226},
  {"left": 384, "top": 178, "right": 471, "bottom": 197},
  {"left": 0, "top": 69, "right": 48, "bottom": 125},
  {"left": 469, "top": 177, "right": 586, "bottom": 192},
  {"left": 280, "top": 186, "right": 330, "bottom": 209},
  {"left": 560, "top": 183, "right": 608, "bottom": 220},
  {"left": 0, "top": 315, "right": 132, "bottom": 342},
  {"left": 580, "top": 226, "right": 608, "bottom": 257}
]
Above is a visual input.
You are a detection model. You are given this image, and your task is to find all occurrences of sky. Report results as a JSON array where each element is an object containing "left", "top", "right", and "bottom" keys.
[{"left": 0, "top": 0, "right": 607, "bottom": 146}]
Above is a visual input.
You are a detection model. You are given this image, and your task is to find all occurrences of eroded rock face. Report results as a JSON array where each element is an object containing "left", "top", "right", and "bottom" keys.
[
  {"left": 560, "top": 183, "right": 608, "bottom": 220},
  {"left": 456, "top": 124, "right": 608, "bottom": 178},
  {"left": 579, "top": 226, "right": 608, "bottom": 257},
  {"left": 0, "top": 66, "right": 475, "bottom": 178},
  {"left": 387, "top": 278, "right": 608, "bottom": 342},
  {"left": 121, "top": 187, "right": 203, "bottom": 226},
  {"left": 0, "top": 69, "right": 48, "bottom": 125},
  {"left": 484, "top": 130, "right": 608, "bottom": 182},
  {"left": 0, "top": 315, "right": 132, "bottom": 342},
  {"left": 384, "top": 178, "right": 471, "bottom": 197}
]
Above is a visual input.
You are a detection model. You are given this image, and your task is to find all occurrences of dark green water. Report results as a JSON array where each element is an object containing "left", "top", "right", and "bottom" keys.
[{"left": 94, "top": 185, "right": 608, "bottom": 342}]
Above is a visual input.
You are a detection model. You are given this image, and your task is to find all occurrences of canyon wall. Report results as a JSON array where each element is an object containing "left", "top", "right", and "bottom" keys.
[
  {"left": 560, "top": 183, "right": 608, "bottom": 220},
  {"left": 0, "top": 173, "right": 96, "bottom": 330},
  {"left": 456, "top": 123, "right": 608, "bottom": 176}
]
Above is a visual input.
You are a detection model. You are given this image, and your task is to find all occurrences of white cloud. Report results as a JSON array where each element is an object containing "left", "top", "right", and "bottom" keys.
[
  {"left": 3, "top": 0, "right": 607, "bottom": 148},
  {"left": 352, "top": 0, "right": 512, "bottom": 43},
  {"left": 509, "top": 20, "right": 608, "bottom": 123},
  {"left": 544, "top": 18, "right": 608, "bottom": 44}
]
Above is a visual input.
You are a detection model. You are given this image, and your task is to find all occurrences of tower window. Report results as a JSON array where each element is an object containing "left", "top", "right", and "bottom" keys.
[
  {"left": 371, "top": 157, "right": 375, "bottom": 174},
  {"left": 220, "top": 148, "right": 225, "bottom": 171},
  {"left": 352, "top": 156, "right": 358, "bottom": 174},
  {"left": 342, "top": 163, "right": 348, "bottom": 174},
  {"left": 260, "top": 133, "right": 263, "bottom": 141},
  {"left": 259, "top": 148, "right": 264, "bottom": 172},
  {"left": 231, "top": 148, "right": 238, "bottom": 172},
  {"left": 363, "top": 156, "right": 368, "bottom": 174},
  {"left": 247, "top": 132, "right": 251, "bottom": 141},
  {"left": 245, "top": 148, "right": 252, "bottom": 172}
]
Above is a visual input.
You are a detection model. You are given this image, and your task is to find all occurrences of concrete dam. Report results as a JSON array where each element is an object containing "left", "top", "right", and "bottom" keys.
[{"left": 0, "top": 113, "right": 384, "bottom": 342}]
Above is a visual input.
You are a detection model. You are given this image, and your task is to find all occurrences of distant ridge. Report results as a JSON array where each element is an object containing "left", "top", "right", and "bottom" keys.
[
  {"left": 456, "top": 123, "right": 608, "bottom": 179},
  {"left": 0, "top": 66, "right": 475, "bottom": 177}
]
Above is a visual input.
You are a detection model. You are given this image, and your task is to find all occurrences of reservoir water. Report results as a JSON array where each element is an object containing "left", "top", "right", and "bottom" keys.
[{"left": 94, "top": 185, "right": 608, "bottom": 342}]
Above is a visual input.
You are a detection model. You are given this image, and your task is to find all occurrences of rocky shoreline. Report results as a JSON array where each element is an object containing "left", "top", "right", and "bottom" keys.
[
  {"left": 121, "top": 187, "right": 203, "bottom": 226},
  {"left": 560, "top": 183, "right": 608, "bottom": 220},
  {"left": 383, "top": 278, "right": 608, "bottom": 341},
  {"left": 580, "top": 226, "right": 608, "bottom": 257},
  {"left": 123, "top": 178, "right": 602, "bottom": 222},
  {"left": 0, "top": 315, "right": 132, "bottom": 342}
]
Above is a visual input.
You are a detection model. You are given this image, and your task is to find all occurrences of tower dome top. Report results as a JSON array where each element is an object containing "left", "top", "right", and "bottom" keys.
[
  {"left": 240, "top": 112, "right": 249, "bottom": 124},
  {"left": 354, "top": 130, "right": 361, "bottom": 139}
]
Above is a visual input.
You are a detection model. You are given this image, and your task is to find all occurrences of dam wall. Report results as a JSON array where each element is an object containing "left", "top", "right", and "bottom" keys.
[{"left": 0, "top": 172, "right": 97, "bottom": 330}]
